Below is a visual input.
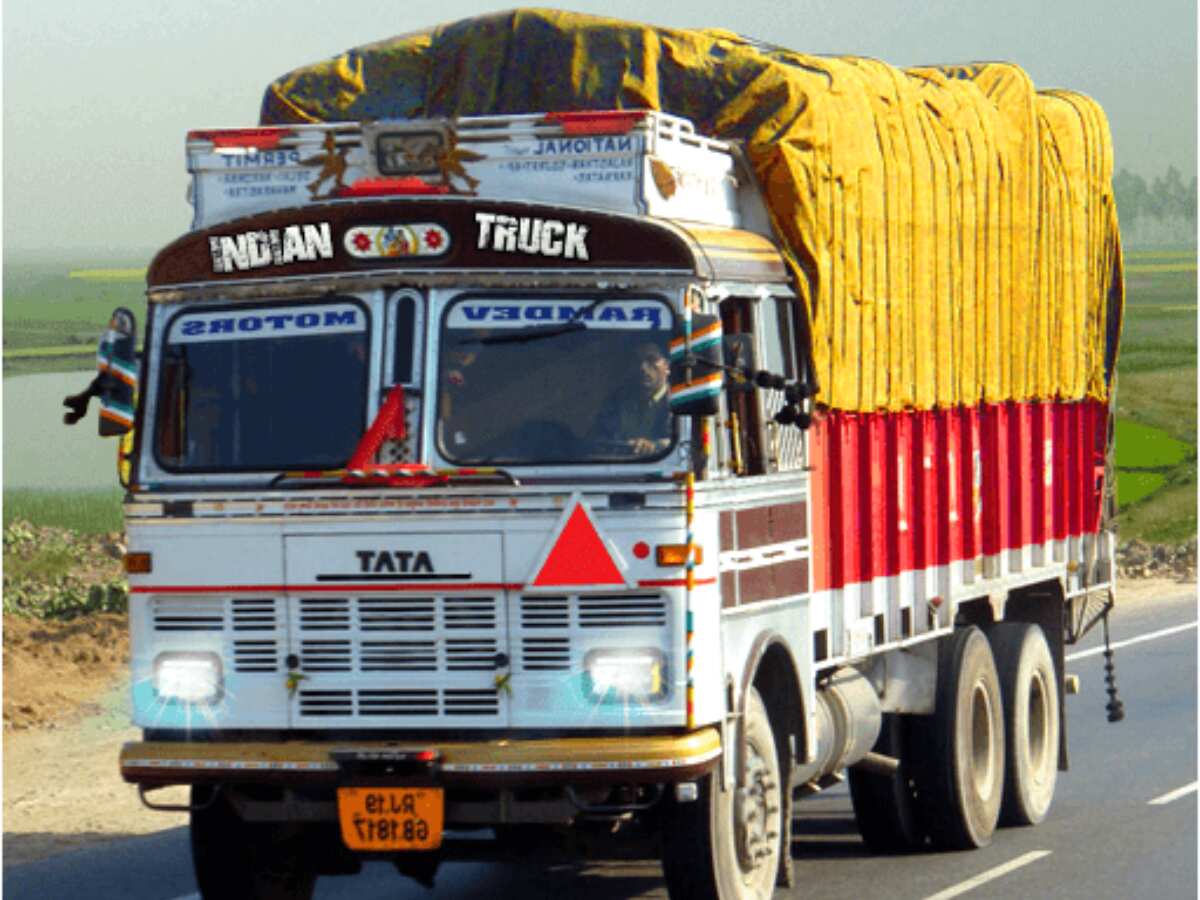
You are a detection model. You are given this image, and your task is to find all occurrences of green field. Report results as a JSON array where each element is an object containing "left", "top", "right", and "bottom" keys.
[
  {"left": 2, "top": 261, "right": 148, "bottom": 374},
  {"left": 3, "top": 251, "right": 1196, "bottom": 542},
  {"left": 2, "top": 488, "right": 125, "bottom": 534},
  {"left": 1112, "top": 248, "right": 1197, "bottom": 543}
]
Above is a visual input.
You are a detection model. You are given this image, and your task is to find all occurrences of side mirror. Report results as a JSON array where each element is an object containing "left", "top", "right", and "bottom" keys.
[
  {"left": 97, "top": 307, "right": 138, "bottom": 437},
  {"left": 668, "top": 314, "right": 724, "bottom": 417}
]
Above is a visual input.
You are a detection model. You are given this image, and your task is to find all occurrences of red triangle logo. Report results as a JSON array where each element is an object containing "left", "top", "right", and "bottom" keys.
[{"left": 532, "top": 502, "right": 626, "bottom": 587}]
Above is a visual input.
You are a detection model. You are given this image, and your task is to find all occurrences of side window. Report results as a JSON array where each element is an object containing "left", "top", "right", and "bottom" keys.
[
  {"left": 760, "top": 295, "right": 807, "bottom": 472},
  {"left": 719, "top": 296, "right": 764, "bottom": 476},
  {"left": 758, "top": 296, "right": 796, "bottom": 380}
]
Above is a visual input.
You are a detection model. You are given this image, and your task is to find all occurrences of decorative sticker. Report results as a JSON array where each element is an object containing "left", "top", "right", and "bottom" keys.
[
  {"left": 168, "top": 302, "right": 365, "bottom": 344},
  {"left": 208, "top": 222, "right": 333, "bottom": 273},
  {"left": 445, "top": 299, "right": 668, "bottom": 331},
  {"left": 343, "top": 224, "right": 451, "bottom": 259},
  {"left": 473, "top": 212, "right": 589, "bottom": 260}
]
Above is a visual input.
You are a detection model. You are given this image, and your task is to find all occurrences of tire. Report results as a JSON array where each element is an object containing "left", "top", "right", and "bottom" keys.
[
  {"left": 912, "top": 627, "right": 1005, "bottom": 850},
  {"left": 848, "top": 714, "right": 925, "bottom": 852},
  {"left": 190, "top": 786, "right": 317, "bottom": 900},
  {"left": 661, "top": 687, "right": 783, "bottom": 899},
  {"left": 988, "top": 622, "right": 1060, "bottom": 826}
]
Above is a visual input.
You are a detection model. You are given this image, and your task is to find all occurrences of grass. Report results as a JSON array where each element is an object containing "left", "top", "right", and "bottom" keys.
[
  {"left": 3, "top": 541, "right": 79, "bottom": 582},
  {"left": 1112, "top": 249, "right": 1197, "bottom": 543},
  {"left": 2, "top": 488, "right": 125, "bottom": 534},
  {"left": 1114, "top": 420, "right": 1191, "bottom": 468},
  {"left": 68, "top": 268, "right": 146, "bottom": 281},
  {"left": 3, "top": 259, "right": 148, "bottom": 374}
]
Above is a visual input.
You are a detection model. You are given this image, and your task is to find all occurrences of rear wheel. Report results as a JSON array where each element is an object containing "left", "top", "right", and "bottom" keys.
[
  {"left": 661, "top": 687, "right": 782, "bottom": 899},
  {"left": 190, "top": 786, "right": 317, "bottom": 900},
  {"left": 848, "top": 713, "right": 925, "bottom": 852},
  {"left": 912, "top": 627, "right": 1005, "bottom": 850},
  {"left": 988, "top": 622, "right": 1059, "bottom": 826}
]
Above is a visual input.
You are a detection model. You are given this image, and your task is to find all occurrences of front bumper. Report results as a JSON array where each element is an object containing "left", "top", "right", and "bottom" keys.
[{"left": 120, "top": 729, "right": 721, "bottom": 788}]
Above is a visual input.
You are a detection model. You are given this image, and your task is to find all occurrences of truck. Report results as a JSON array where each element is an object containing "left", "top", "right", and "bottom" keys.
[{"left": 74, "top": 11, "right": 1125, "bottom": 900}]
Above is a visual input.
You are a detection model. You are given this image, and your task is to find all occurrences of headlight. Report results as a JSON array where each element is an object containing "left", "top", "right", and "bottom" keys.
[
  {"left": 585, "top": 649, "right": 667, "bottom": 702},
  {"left": 153, "top": 652, "right": 223, "bottom": 704}
]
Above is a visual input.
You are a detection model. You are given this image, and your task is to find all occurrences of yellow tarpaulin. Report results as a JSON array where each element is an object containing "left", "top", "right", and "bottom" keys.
[{"left": 261, "top": 9, "right": 1124, "bottom": 413}]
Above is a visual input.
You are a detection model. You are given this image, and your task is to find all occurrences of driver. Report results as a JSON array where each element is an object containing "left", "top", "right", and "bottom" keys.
[{"left": 594, "top": 342, "right": 672, "bottom": 455}]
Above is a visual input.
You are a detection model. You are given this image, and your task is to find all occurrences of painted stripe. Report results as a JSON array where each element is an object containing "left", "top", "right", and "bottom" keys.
[
  {"left": 131, "top": 579, "right": 714, "bottom": 594},
  {"left": 810, "top": 400, "right": 1109, "bottom": 592},
  {"left": 1148, "top": 782, "right": 1198, "bottom": 805},
  {"left": 638, "top": 577, "right": 717, "bottom": 588},
  {"left": 130, "top": 582, "right": 523, "bottom": 594},
  {"left": 1065, "top": 621, "right": 1197, "bottom": 661},
  {"left": 718, "top": 539, "right": 808, "bottom": 572},
  {"left": 922, "top": 850, "right": 1052, "bottom": 900}
]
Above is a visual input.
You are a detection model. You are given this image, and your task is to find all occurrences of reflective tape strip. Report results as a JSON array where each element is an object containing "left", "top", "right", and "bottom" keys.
[
  {"left": 123, "top": 758, "right": 337, "bottom": 771},
  {"left": 123, "top": 748, "right": 720, "bottom": 776},
  {"left": 441, "top": 749, "right": 720, "bottom": 774}
]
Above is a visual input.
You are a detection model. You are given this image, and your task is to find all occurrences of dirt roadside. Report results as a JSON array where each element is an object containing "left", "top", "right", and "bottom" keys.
[{"left": 2, "top": 577, "right": 1193, "bottom": 868}]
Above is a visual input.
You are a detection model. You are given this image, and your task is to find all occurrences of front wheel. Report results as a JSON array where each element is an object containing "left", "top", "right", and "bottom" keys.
[
  {"left": 988, "top": 622, "right": 1060, "bottom": 826},
  {"left": 661, "top": 687, "right": 783, "bottom": 899},
  {"left": 190, "top": 786, "right": 316, "bottom": 900}
]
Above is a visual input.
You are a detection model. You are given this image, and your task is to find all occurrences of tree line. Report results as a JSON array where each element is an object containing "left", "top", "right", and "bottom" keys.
[{"left": 1112, "top": 166, "right": 1197, "bottom": 228}]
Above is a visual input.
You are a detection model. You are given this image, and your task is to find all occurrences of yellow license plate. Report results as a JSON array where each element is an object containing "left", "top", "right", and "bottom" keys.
[{"left": 336, "top": 787, "right": 444, "bottom": 851}]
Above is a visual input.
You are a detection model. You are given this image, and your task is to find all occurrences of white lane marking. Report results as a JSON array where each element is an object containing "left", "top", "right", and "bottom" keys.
[
  {"left": 922, "top": 850, "right": 1052, "bottom": 900},
  {"left": 1149, "top": 781, "right": 1199, "bottom": 806},
  {"left": 166, "top": 894, "right": 199, "bottom": 900},
  {"left": 1066, "top": 621, "right": 1197, "bottom": 662}
]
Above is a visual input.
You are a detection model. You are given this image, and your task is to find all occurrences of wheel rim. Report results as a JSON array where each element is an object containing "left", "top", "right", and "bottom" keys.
[
  {"left": 734, "top": 735, "right": 780, "bottom": 886},
  {"left": 969, "top": 681, "right": 997, "bottom": 800},
  {"left": 1027, "top": 668, "right": 1050, "bottom": 780}
]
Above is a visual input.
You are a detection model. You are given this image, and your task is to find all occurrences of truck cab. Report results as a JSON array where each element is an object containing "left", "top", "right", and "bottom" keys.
[{"left": 118, "top": 110, "right": 814, "bottom": 898}]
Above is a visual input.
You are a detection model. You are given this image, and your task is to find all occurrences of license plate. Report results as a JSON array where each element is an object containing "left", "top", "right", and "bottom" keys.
[{"left": 336, "top": 787, "right": 444, "bottom": 851}]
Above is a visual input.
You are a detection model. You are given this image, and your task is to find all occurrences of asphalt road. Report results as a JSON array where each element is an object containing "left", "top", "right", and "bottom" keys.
[{"left": 5, "top": 590, "right": 1195, "bottom": 900}]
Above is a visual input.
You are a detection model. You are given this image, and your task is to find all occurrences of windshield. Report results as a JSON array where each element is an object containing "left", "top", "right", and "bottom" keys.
[
  {"left": 438, "top": 296, "right": 675, "bottom": 465},
  {"left": 154, "top": 299, "right": 369, "bottom": 472}
]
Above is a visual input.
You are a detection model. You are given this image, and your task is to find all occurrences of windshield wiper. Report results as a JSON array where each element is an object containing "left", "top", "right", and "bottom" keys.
[{"left": 465, "top": 298, "right": 607, "bottom": 346}]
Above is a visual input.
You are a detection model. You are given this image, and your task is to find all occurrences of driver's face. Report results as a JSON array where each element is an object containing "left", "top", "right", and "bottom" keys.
[{"left": 640, "top": 353, "right": 669, "bottom": 391}]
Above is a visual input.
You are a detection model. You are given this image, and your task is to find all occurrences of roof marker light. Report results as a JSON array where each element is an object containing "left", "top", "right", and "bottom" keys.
[
  {"left": 188, "top": 128, "right": 294, "bottom": 150},
  {"left": 544, "top": 110, "right": 647, "bottom": 136}
]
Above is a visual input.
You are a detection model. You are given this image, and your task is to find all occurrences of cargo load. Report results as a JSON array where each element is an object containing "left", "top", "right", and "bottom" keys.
[{"left": 261, "top": 8, "right": 1124, "bottom": 414}]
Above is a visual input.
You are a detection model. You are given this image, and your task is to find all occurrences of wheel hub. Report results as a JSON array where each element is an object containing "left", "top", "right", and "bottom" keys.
[{"left": 734, "top": 741, "right": 780, "bottom": 873}]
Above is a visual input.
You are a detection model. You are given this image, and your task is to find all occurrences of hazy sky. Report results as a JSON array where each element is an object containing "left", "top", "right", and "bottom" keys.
[{"left": 3, "top": 0, "right": 1196, "bottom": 259}]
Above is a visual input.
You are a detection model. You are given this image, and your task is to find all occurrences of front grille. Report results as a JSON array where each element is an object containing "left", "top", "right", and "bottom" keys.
[
  {"left": 517, "top": 592, "right": 669, "bottom": 673},
  {"left": 151, "top": 596, "right": 284, "bottom": 674},
  {"left": 152, "top": 598, "right": 224, "bottom": 632},
  {"left": 444, "top": 689, "right": 500, "bottom": 716},
  {"left": 297, "top": 688, "right": 497, "bottom": 718},
  {"left": 579, "top": 594, "right": 667, "bottom": 628},
  {"left": 521, "top": 636, "right": 571, "bottom": 671},
  {"left": 298, "top": 689, "right": 353, "bottom": 717},
  {"left": 145, "top": 589, "right": 669, "bottom": 726},
  {"left": 294, "top": 596, "right": 499, "bottom": 676},
  {"left": 357, "top": 597, "right": 435, "bottom": 631},
  {"left": 360, "top": 640, "right": 437, "bottom": 671},
  {"left": 300, "top": 639, "right": 352, "bottom": 672},
  {"left": 232, "top": 597, "right": 277, "bottom": 631},
  {"left": 234, "top": 640, "right": 278, "bottom": 672},
  {"left": 357, "top": 689, "right": 438, "bottom": 716}
]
